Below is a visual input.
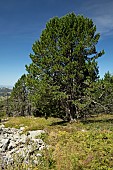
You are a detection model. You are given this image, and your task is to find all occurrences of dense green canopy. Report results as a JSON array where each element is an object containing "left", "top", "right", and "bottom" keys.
[{"left": 25, "top": 13, "right": 104, "bottom": 120}]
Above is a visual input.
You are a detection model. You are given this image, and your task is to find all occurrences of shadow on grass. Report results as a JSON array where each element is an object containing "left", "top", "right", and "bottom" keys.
[
  {"left": 50, "top": 120, "right": 68, "bottom": 126},
  {"left": 50, "top": 118, "right": 113, "bottom": 126},
  {"left": 82, "top": 118, "right": 113, "bottom": 124}
]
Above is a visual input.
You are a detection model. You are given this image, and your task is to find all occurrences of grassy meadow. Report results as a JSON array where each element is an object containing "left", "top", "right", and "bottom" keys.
[{"left": 1, "top": 114, "right": 113, "bottom": 169}]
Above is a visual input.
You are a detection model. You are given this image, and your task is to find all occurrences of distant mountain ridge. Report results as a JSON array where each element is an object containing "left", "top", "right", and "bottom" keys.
[
  {"left": 0, "top": 85, "right": 13, "bottom": 89},
  {"left": 0, "top": 86, "right": 12, "bottom": 96}
]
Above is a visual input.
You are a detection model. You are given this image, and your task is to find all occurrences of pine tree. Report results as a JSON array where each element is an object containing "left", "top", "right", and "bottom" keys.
[
  {"left": 26, "top": 13, "right": 104, "bottom": 121},
  {"left": 10, "top": 74, "right": 30, "bottom": 116}
]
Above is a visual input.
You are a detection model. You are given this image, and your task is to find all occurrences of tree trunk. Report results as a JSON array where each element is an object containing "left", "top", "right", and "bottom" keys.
[{"left": 65, "top": 102, "right": 76, "bottom": 122}]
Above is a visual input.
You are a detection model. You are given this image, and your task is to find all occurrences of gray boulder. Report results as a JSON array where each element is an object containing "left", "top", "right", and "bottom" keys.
[{"left": 0, "top": 126, "right": 47, "bottom": 168}]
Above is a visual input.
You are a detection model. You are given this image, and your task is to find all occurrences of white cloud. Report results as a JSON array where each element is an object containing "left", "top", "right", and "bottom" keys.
[
  {"left": 82, "top": 0, "right": 113, "bottom": 36},
  {"left": 93, "top": 15, "right": 113, "bottom": 36}
]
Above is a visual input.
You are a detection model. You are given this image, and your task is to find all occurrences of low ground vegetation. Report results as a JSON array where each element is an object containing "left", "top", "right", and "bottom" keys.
[{"left": 1, "top": 114, "right": 113, "bottom": 169}]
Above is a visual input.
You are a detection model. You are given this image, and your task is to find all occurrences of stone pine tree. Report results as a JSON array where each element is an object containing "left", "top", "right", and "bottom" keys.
[{"left": 26, "top": 13, "right": 104, "bottom": 121}]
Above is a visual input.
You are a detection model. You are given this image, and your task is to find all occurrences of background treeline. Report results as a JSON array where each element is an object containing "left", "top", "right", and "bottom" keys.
[
  {"left": 0, "top": 88, "right": 12, "bottom": 118},
  {"left": 8, "top": 72, "right": 113, "bottom": 119},
  {"left": 1, "top": 13, "right": 113, "bottom": 121}
]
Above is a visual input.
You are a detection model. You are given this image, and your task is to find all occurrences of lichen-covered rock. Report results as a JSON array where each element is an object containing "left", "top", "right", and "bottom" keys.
[
  {"left": 0, "top": 125, "right": 47, "bottom": 168},
  {"left": 27, "top": 130, "right": 45, "bottom": 139}
]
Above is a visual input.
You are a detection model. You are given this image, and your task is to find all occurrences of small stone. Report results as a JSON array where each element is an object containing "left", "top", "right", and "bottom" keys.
[
  {"left": 28, "top": 130, "right": 45, "bottom": 139},
  {"left": 0, "top": 124, "right": 5, "bottom": 129},
  {"left": 2, "top": 139, "right": 10, "bottom": 152},
  {"left": 20, "top": 127, "right": 25, "bottom": 131},
  {"left": 36, "top": 153, "right": 42, "bottom": 157}
]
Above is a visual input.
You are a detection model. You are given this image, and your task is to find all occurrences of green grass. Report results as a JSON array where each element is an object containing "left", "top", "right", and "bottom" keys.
[
  {"left": 4, "top": 116, "right": 62, "bottom": 132},
  {"left": 4, "top": 114, "right": 113, "bottom": 132},
  {"left": 1, "top": 114, "right": 113, "bottom": 169}
]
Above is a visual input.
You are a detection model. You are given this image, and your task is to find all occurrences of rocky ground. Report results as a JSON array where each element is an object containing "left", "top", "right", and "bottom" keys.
[{"left": 0, "top": 124, "right": 47, "bottom": 169}]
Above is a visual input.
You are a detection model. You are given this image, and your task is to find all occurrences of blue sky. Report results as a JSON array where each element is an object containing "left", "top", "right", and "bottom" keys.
[{"left": 0, "top": 0, "right": 113, "bottom": 86}]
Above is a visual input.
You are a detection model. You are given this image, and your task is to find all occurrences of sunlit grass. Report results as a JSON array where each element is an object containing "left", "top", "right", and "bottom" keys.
[
  {"left": 3, "top": 113, "right": 113, "bottom": 132},
  {"left": 2, "top": 114, "right": 113, "bottom": 169},
  {"left": 4, "top": 116, "right": 62, "bottom": 131}
]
